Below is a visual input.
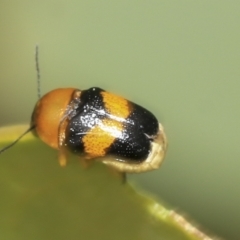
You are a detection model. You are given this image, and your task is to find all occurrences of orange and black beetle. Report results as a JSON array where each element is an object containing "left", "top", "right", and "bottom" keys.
[
  {"left": 31, "top": 87, "right": 167, "bottom": 173},
  {"left": 0, "top": 47, "right": 167, "bottom": 173}
]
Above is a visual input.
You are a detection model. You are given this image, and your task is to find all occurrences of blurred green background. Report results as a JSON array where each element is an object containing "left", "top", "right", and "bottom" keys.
[{"left": 0, "top": 1, "right": 239, "bottom": 239}]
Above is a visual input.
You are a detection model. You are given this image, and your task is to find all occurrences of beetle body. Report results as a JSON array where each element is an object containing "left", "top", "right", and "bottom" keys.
[{"left": 32, "top": 87, "right": 167, "bottom": 173}]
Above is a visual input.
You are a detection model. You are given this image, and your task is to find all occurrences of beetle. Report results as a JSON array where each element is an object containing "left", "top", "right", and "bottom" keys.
[
  {"left": 31, "top": 86, "right": 167, "bottom": 172},
  {"left": 0, "top": 46, "right": 167, "bottom": 173}
]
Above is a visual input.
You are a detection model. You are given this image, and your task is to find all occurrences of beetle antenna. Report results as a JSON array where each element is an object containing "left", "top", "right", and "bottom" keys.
[
  {"left": 35, "top": 44, "right": 41, "bottom": 99},
  {"left": 0, "top": 125, "right": 35, "bottom": 154},
  {"left": 0, "top": 46, "right": 39, "bottom": 154}
]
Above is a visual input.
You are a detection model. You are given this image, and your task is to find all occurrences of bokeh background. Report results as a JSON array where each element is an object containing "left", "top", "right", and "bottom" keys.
[{"left": 0, "top": 1, "right": 239, "bottom": 239}]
